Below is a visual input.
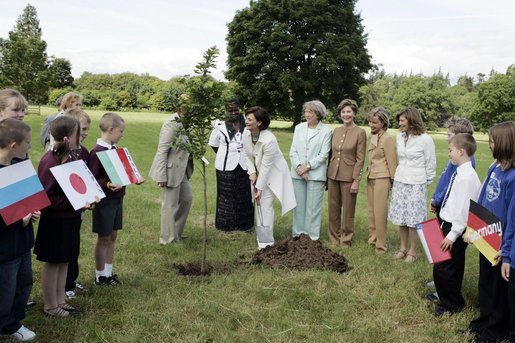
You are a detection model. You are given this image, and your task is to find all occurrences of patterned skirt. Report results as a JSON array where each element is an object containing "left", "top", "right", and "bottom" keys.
[
  {"left": 388, "top": 181, "right": 427, "bottom": 228},
  {"left": 215, "top": 165, "right": 254, "bottom": 232}
]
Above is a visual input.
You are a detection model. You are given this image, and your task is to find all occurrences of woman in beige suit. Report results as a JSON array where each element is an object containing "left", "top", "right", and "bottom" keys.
[
  {"left": 327, "top": 99, "right": 366, "bottom": 247},
  {"left": 242, "top": 106, "right": 296, "bottom": 249},
  {"left": 366, "top": 107, "right": 397, "bottom": 253}
]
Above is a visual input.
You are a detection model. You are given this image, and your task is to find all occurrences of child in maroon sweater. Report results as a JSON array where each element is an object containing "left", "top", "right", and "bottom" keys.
[
  {"left": 88, "top": 112, "right": 126, "bottom": 285},
  {"left": 35, "top": 116, "right": 94, "bottom": 317},
  {"left": 62, "top": 109, "right": 91, "bottom": 298}
]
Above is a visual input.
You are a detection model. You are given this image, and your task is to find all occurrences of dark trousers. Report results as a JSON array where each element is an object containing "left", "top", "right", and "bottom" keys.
[
  {"left": 65, "top": 259, "right": 79, "bottom": 292},
  {"left": 65, "top": 221, "right": 82, "bottom": 292},
  {"left": 509, "top": 267, "right": 515, "bottom": 342},
  {"left": 469, "top": 254, "right": 510, "bottom": 341},
  {"left": 433, "top": 220, "right": 467, "bottom": 310},
  {"left": 0, "top": 252, "right": 32, "bottom": 335}
]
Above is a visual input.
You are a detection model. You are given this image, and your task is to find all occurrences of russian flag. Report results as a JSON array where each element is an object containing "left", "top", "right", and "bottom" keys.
[
  {"left": 416, "top": 218, "right": 451, "bottom": 264},
  {"left": 0, "top": 160, "right": 51, "bottom": 225},
  {"left": 96, "top": 148, "right": 143, "bottom": 186},
  {"left": 465, "top": 200, "right": 502, "bottom": 265}
]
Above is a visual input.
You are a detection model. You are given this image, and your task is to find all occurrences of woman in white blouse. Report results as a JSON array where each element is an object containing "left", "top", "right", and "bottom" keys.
[
  {"left": 388, "top": 107, "right": 436, "bottom": 262},
  {"left": 242, "top": 106, "right": 296, "bottom": 249},
  {"left": 208, "top": 98, "right": 253, "bottom": 232}
]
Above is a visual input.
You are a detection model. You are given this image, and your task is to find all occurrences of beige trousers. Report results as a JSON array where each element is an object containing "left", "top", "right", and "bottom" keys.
[
  {"left": 328, "top": 179, "right": 357, "bottom": 246},
  {"left": 367, "top": 178, "right": 391, "bottom": 252},
  {"left": 159, "top": 175, "right": 192, "bottom": 244}
]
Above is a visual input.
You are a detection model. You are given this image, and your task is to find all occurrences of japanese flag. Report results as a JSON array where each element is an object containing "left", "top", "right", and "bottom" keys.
[{"left": 50, "top": 160, "right": 106, "bottom": 210}]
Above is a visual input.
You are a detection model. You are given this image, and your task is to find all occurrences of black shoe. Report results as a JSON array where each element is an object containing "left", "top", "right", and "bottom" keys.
[
  {"left": 434, "top": 304, "right": 462, "bottom": 317},
  {"left": 179, "top": 236, "right": 188, "bottom": 241},
  {"left": 426, "top": 292, "right": 439, "bottom": 303},
  {"left": 95, "top": 276, "right": 109, "bottom": 285},
  {"left": 107, "top": 274, "right": 122, "bottom": 286}
]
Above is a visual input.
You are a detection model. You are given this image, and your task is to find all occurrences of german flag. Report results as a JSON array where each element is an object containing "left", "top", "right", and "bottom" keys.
[{"left": 465, "top": 200, "right": 502, "bottom": 265}]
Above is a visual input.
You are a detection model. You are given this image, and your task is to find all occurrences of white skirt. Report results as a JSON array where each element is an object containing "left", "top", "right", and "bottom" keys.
[{"left": 388, "top": 181, "right": 427, "bottom": 228}]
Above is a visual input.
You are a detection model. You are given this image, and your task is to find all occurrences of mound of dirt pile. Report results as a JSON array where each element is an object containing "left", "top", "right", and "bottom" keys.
[{"left": 252, "top": 234, "right": 350, "bottom": 273}]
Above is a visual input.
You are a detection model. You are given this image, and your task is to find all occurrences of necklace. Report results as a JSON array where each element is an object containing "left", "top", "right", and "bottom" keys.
[{"left": 251, "top": 133, "right": 260, "bottom": 143}]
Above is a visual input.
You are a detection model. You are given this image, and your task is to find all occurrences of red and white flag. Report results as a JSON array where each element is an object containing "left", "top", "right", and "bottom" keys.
[
  {"left": 50, "top": 160, "right": 105, "bottom": 210},
  {"left": 416, "top": 218, "right": 451, "bottom": 264}
]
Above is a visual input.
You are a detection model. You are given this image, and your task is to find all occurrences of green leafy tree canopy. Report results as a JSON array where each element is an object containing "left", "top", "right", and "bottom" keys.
[
  {"left": 226, "top": 0, "right": 372, "bottom": 126},
  {"left": 0, "top": 4, "right": 49, "bottom": 103}
]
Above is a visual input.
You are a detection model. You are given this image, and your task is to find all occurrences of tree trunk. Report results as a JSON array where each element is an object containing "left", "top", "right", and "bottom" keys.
[
  {"left": 292, "top": 92, "right": 305, "bottom": 129},
  {"left": 201, "top": 162, "right": 208, "bottom": 274}
]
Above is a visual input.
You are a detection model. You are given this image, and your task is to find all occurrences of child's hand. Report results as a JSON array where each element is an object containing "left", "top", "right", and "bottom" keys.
[
  {"left": 157, "top": 181, "right": 167, "bottom": 187},
  {"left": 31, "top": 211, "right": 41, "bottom": 222},
  {"left": 501, "top": 262, "right": 510, "bottom": 282},
  {"left": 493, "top": 250, "right": 502, "bottom": 266},
  {"left": 22, "top": 213, "right": 32, "bottom": 226},
  {"left": 440, "top": 238, "right": 453, "bottom": 252},
  {"left": 462, "top": 232, "right": 473, "bottom": 244},
  {"left": 107, "top": 182, "right": 122, "bottom": 192},
  {"left": 429, "top": 200, "right": 437, "bottom": 213}
]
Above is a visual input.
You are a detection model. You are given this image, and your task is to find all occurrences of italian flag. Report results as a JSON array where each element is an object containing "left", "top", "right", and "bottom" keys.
[
  {"left": 97, "top": 148, "right": 143, "bottom": 186},
  {"left": 465, "top": 200, "right": 502, "bottom": 265}
]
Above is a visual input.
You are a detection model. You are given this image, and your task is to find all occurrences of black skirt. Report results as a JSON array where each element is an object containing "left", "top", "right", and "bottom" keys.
[
  {"left": 34, "top": 215, "right": 81, "bottom": 263},
  {"left": 215, "top": 165, "right": 254, "bottom": 232}
]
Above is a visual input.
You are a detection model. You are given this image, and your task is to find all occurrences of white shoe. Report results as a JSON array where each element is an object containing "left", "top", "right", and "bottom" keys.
[
  {"left": 425, "top": 280, "right": 435, "bottom": 289},
  {"left": 65, "top": 290, "right": 76, "bottom": 299},
  {"left": 11, "top": 325, "right": 36, "bottom": 341}
]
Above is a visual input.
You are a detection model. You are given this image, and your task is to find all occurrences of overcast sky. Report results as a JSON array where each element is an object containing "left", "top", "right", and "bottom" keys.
[{"left": 0, "top": 0, "right": 513, "bottom": 83}]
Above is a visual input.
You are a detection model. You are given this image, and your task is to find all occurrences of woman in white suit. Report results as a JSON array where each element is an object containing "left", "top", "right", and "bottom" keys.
[
  {"left": 289, "top": 100, "right": 332, "bottom": 240},
  {"left": 242, "top": 106, "right": 296, "bottom": 249}
]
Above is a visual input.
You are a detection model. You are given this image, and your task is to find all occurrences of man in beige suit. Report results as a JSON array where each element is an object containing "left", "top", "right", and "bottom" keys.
[{"left": 149, "top": 109, "right": 194, "bottom": 244}]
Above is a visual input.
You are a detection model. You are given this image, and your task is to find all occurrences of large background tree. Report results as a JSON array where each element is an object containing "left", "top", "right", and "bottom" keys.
[
  {"left": 226, "top": 0, "right": 372, "bottom": 126},
  {"left": 48, "top": 56, "right": 74, "bottom": 89},
  {"left": 0, "top": 4, "right": 49, "bottom": 104}
]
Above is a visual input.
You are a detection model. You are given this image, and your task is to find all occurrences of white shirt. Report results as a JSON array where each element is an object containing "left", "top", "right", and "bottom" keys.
[
  {"left": 394, "top": 132, "right": 436, "bottom": 184},
  {"left": 208, "top": 119, "right": 247, "bottom": 171},
  {"left": 440, "top": 161, "right": 481, "bottom": 242}
]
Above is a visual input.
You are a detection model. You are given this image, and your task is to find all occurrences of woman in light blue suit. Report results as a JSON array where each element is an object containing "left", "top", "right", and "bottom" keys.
[{"left": 289, "top": 100, "right": 332, "bottom": 240}]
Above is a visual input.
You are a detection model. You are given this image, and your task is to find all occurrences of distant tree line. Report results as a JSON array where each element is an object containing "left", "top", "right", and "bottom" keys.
[
  {"left": 1, "top": 3, "right": 512, "bottom": 131},
  {"left": 358, "top": 66, "right": 515, "bottom": 130}
]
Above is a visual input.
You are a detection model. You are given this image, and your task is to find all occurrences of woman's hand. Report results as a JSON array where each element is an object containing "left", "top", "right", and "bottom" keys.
[
  {"left": 107, "top": 182, "right": 122, "bottom": 192},
  {"left": 296, "top": 164, "right": 309, "bottom": 176},
  {"left": 350, "top": 179, "right": 359, "bottom": 194},
  {"left": 249, "top": 173, "right": 257, "bottom": 186},
  {"left": 254, "top": 188, "right": 262, "bottom": 205}
]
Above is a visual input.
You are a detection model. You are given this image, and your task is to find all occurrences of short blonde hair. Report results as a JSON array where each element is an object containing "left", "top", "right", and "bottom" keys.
[{"left": 99, "top": 112, "right": 124, "bottom": 132}]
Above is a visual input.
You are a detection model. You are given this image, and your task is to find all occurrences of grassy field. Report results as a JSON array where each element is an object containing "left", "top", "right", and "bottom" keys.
[{"left": 18, "top": 107, "right": 492, "bottom": 342}]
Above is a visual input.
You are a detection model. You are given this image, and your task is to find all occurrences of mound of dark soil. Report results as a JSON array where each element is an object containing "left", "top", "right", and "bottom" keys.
[{"left": 251, "top": 234, "right": 350, "bottom": 273}]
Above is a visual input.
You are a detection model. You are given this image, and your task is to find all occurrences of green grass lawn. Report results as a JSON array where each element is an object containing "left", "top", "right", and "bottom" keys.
[{"left": 19, "top": 107, "right": 491, "bottom": 342}]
